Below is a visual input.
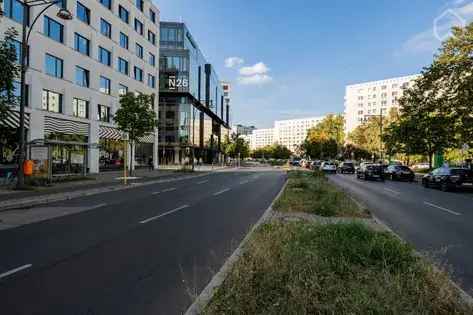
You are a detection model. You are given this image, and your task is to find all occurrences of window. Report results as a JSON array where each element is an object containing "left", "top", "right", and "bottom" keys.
[
  {"left": 77, "top": 2, "right": 90, "bottom": 24},
  {"left": 118, "top": 84, "right": 128, "bottom": 96},
  {"left": 42, "top": 90, "right": 62, "bottom": 113},
  {"left": 118, "top": 57, "right": 129, "bottom": 75},
  {"left": 8, "top": 39, "right": 22, "bottom": 64},
  {"left": 147, "top": 74, "right": 156, "bottom": 88},
  {"left": 55, "top": 0, "right": 66, "bottom": 9},
  {"left": 135, "top": 43, "right": 143, "bottom": 58},
  {"left": 118, "top": 5, "right": 129, "bottom": 24},
  {"left": 149, "top": 9, "right": 156, "bottom": 23},
  {"left": 73, "top": 98, "right": 89, "bottom": 118},
  {"left": 100, "top": 19, "right": 112, "bottom": 38},
  {"left": 99, "top": 0, "right": 111, "bottom": 10},
  {"left": 149, "top": 52, "right": 155, "bottom": 66},
  {"left": 45, "top": 54, "right": 63, "bottom": 78},
  {"left": 75, "top": 66, "right": 89, "bottom": 87},
  {"left": 134, "top": 66, "right": 143, "bottom": 82},
  {"left": 98, "top": 104, "right": 110, "bottom": 122},
  {"left": 100, "top": 76, "right": 111, "bottom": 94},
  {"left": 74, "top": 33, "right": 90, "bottom": 56},
  {"left": 148, "top": 30, "right": 156, "bottom": 45},
  {"left": 119, "top": 32, "right": 129, "bottom": 50},
  {"left": 99, "top": 46, "right": 112, "bottom": 66},
  {"left": 134, "top": 18, "right": 143, "bottom": 35},
  {"left": 135, "top": 0, "right": 143, "bottom": 11},
  {"left": 4, "top": 0, "right": 29, "bottom": 24},
  {"left": 44, "top": 16, "right": 64, "bottom": 43}
]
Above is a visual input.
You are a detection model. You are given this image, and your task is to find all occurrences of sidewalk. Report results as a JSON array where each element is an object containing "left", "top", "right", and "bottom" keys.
[{"left": 0, "top": 166, "right": 229, "bottom": 211}]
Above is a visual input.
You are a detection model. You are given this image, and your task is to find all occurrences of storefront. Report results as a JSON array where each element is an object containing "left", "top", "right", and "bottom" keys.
[
  {"left": 0, "top": 110, "right": 29, "bottom": 166},
  {"left": 99, "top": 126, "right": 124, "bottom": 171}
]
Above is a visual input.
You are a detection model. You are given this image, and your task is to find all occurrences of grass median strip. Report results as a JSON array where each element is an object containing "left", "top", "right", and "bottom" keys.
[
  {"left": 273, "top": 170, "right": 368, "bottom": 218},
  {"left": 205, "top": 222, "right": 472, "bottom": 314}
]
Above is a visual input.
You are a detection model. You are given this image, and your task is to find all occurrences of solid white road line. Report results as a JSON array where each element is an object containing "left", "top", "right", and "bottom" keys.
[
  {"left": 213, "top": 188, "right": 231, "bottom": 196},
  {"left": 197, "top": 180, "right": 209, "bottom": 184},
  {"left": 384, "top": 188, "right": 401, "bottom": 195},
  {"left": 424, "top": 201, "right": 462, "bottom": 216},
  {"left": 0, "top": 264, "right": 32, "bottom": 280},
  {"left": 139, "top": 205, "right": 190, "bottom": 224}
]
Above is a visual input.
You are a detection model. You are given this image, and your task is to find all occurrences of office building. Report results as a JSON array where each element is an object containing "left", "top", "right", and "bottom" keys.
[
  {"left": 0, "top": 0, "right": 160, "bottom": 174},
  {"left": 159, "top": 22, "right": 230, "bottom": 164},
  {"left": 232, "top": 124, "right": 256, "bottom": 136},
  {"left": 344, "top": 74, "right": 420, "bottom": 134},
  {"left": 274, "top": 117, "right": 325, "bottom": 152},
  {"left": 249, "top": 128, "right": 274, "bottom": 150}
]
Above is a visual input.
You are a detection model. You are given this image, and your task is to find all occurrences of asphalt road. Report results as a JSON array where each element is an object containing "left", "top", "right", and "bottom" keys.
[
  {"left": 0, "top": 167, "right": 286, "bottom": 315},
  {"left": 329, "top": 173, "right": 473, "bottom": 294}
]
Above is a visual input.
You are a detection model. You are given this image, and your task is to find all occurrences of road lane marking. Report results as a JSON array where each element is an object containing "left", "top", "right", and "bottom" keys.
[
  {"left": 0, "top": 264, "right": 32, "bottom": 280},
  {"left": 151, "top": 191, "right": 161, "bottom": 195},
  {"left": 162, "top": 188, "right": 177, "bottom": 193},
  {"left": 213, "top": 188, "right": 230, "bottom": 196},
  {"left": 139, "top": 205, "right": 190, "bottom": 224},
  {"left": 424, "top": 201, "right": 462, "bottom": 216},
  {"left": 197, "top": 180, "right": 209, "bottom": 184},
  {"left": 384, "top": 188, "right": 401, "bottom": 195},
  {"left": 239, "top": 180, "right": 249, "bottom": 185}
]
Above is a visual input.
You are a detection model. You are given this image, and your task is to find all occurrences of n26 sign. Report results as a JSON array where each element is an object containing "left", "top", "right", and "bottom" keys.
[{"left": 169, "top": 75, "right": 189, "bottom": 90}]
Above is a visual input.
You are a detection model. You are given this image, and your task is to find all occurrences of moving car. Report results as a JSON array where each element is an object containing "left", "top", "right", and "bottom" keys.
[
  {"left": 338, "top": 161, "right": 355, "bottom": 174},
  {"left": 320, "top": 161, "right": 337, "bottom": 173},
  {"left": 422, "top": 167, "right": 473, "bottom": 192},
  {"left": 356, "top": 163, "right": 384, "bottom": 181},
  {"left": 384, "top": 165, "right": 415, "bottom": 182}
]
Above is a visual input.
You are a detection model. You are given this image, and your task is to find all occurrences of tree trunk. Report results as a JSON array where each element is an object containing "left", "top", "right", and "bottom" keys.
[
  {"left": 428, "top": 152, "right": 433, "bottom": 171},
  {"left": 129, "top": 141, "right": 133, "bottom": 177}
]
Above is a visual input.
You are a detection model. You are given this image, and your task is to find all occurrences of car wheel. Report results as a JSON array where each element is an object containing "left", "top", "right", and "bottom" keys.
[{"left": 441, "top": 181, "right": 449, "bottom": 192}]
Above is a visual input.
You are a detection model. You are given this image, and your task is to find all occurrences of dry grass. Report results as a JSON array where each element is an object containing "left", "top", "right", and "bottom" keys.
[
  {"left": 205, "top": 222, "right": 472, "bottom": 315},
  {"left": 273, "top": 170, "right": 369, "bottom": 218}
]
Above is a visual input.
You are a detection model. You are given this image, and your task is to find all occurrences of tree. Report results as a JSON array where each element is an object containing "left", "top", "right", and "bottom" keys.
[
  {"left": 251, "top": 144, "right": 291, "bottom": 160},
  {"left": 222, "top": 133, "right": 250, "bottom": 160},
  {"left": 302, "top": 114, "right": 344, "bottom": 159},
  {"left": 0, "top": 28, "right": 20, "bottom": 123},
  {"left": 114, "top": 93, "right": 157, "bottom": 175}
]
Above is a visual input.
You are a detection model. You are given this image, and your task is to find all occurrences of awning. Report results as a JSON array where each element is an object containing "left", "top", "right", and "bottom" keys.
[
  {"left": 99, "top": 126, "right": 123, "bottom": 140},
  {"left": 138, "top": 133, "right": 155, "bottom": 144},
  {"left": 44, "top": 116, "right": 88, "bottom": 136},
  {"left": 0, "top": 109, "right": 30, "bottom": 129}
]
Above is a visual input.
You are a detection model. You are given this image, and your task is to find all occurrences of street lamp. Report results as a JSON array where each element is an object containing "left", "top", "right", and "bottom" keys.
[{"left": 17, "top": 0, "right": 72, "bottom": 189}]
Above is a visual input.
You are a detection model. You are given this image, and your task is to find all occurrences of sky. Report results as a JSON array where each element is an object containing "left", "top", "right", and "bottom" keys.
[{"left": 155, "top": 0, "right": 473, "bottom": 128}]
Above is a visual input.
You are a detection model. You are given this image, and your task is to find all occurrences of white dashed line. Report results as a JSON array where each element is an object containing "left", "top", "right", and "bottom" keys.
[
  {"left": 384, "top": 188, "right": 401, "bottom": 195},
  {"left": 151, "top": 191, "right": 161, "bottom": 195},
  {"left": 197, "top": 180, "right": 209, "bottom": 184},
  {"left": 0, "top": 264, "right": 32, "bottom": 280},
  {"left": 424, "top": 201, "right": 461, "bottom": 216},
  {"left": 162, "top": 188, "right": 177, "bottom": 193},
  {"left": 139, "top": 205, "right": 190, "bottom": 224},
  {"left": 239, "top": 180, "right": 249, "bottom": 185},
  {"left": 213, "top": 188, "right": 230, "bottom": 196}
]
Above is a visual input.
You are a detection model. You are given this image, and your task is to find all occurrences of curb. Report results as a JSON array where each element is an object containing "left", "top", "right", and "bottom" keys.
[
  {"left": 184, "top": 177, "right": 289, "bottom": 315},
  {"left": 0, "top": 173, "right": 210, "bottom": 212}
]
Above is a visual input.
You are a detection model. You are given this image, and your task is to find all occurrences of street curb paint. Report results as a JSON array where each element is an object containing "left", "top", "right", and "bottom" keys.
[{"left": 184, "top": 175, "right": 288, "bottom": 315}]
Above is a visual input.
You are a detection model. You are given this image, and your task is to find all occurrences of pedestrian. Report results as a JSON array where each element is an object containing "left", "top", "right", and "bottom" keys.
[{"left": 148, "top": 156, "right": 153, "bottom": 171}]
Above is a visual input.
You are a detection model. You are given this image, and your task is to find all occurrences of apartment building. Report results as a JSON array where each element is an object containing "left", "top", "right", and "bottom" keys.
[
  {"left": 249, "top": 128, "right": 274, "bottom": 150},
  {"left": 274, "top": 117, "right": 325, "bottom": 152},
  {"left": 0, "top": 0, "right": 160, "bottom": 174},
  {"left": 158, "top": 22, "right": 230, "bottom": 165},
  {"left": 232, "top": 124, "right": 256, "bottom": 136},
  {"left": 344, "top": 74, "right": 420, "bottom": 134}
]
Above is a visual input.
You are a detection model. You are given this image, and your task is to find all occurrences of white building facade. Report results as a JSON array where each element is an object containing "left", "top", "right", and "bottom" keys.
[
  {"left": 249, "top": 128, "right": 274, "bottom": 150},
  {"left": 344, "top": 74, "right": 419, "bottom": 135},
  {"left": 274, "top": 116, "right": 325, "bottom": 152},
  {"left": 0, "top": 0, "right": 160, "bottom": 174}
]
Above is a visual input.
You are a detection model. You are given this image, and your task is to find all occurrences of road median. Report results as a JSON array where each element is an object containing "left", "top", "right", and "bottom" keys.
[{"left": 198, "top": 170, "right": 472, "bottom": 314}]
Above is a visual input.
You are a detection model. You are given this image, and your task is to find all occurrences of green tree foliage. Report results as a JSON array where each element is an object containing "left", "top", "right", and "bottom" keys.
[
  {"left": 302, "top": 114, "right": 344, "bottom": 159},
  {"left": 222, "top": 134, "right": 250, "bottom": 159},
  {"left": 0, "top": 28, "right": 20, "bottom": 122},
  {"left": 114, "top": 93, "right": 157, "bottom": 174},
  {"left": 252, "top": 144, "right": 292, "bottom": 160}
]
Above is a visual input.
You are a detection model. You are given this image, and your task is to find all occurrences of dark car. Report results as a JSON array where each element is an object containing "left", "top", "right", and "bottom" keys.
[
  {"left": 385, "top": 165, "right": 415, "bottom": 182},
  {"left": 338, "top": 162, "right": 355, "bottom": 174},
  {"left": 290, "top": 159, "right": 301, "bottom": 167},
  {"left": 356, "top": 163, "right": 384, "bottom": 181},
  {"left": 422, "top": 167, "right": 473, "bottom": 192}
]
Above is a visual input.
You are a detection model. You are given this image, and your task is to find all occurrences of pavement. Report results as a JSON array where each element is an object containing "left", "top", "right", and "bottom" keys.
[
  {"left": 0, "top": 166, "right": 286, "bottom": 315},
  {"left": 329, "top": 173, "right": 473, "bottom": 295}
]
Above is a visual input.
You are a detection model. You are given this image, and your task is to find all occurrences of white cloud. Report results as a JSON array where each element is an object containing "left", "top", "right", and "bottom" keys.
[
  {"left": 239, "top": 62, "right": 270, "bottom": 76},
  {"left": 399, "top": 2, "right": 473, "bottom": 55},
  {"left": 237, "top": 74, "right": 273, "bottom": 85},
  {"left": 224, "top": 57, "right": 244, "bottom": 68}
]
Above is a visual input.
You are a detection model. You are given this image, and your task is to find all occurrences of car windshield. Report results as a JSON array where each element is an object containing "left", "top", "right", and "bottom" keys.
[{"left": 397, "top": 166, "right": 411, "bottom": 171}]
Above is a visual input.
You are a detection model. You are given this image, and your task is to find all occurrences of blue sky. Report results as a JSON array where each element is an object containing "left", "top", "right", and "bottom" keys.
[{"left": 155, "top": 0, "right": 473, "bottom": 128}]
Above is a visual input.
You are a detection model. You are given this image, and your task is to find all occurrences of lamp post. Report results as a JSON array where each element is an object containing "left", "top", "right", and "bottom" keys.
[{"left": 16, "top": 0, "right": 72, "bottom": 189}]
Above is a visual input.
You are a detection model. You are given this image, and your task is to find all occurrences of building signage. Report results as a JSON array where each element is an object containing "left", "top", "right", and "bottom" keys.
[{"left": 168, "top": 75, "right": 189, "bottom": 90}]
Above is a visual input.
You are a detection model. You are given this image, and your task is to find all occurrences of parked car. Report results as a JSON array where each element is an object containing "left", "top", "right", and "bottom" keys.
[
  {"left": 338, "top": 161, "right": 355, "bottom": 174},
  {"left": 422, "top": 167, "right": 473, "bottom": 192},
  {"left": 356, "top": 163, "right": 384, "bottom": 181},
  {"left": 290, "top": 159, "right": 301, "bottom": 167},
  {"left": 311, "top": 160, "right": 322, "bottom": 170},
  {"left": 320, "top": 161, "right": 337, "bottom": 173},
  {"left": 413, "top": 162, "right": 430, "bottom": 170},
  {"left": 385, "top": 165, "right": 415, "bottom": 182}
]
